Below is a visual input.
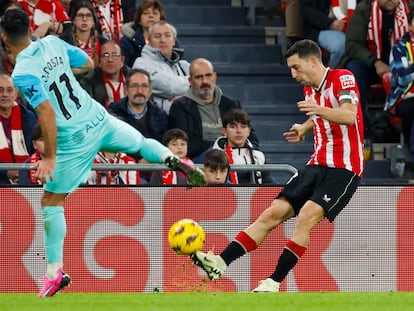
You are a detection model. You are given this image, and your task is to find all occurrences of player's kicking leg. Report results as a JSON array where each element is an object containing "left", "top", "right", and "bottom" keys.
[{"left": 165, "top": 156, "right": 206, "bottom": 187}]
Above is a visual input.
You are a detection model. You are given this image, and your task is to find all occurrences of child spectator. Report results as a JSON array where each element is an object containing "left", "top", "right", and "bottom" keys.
[
  {"left": 213, "top": 108, "right": 275, "bottom": 185},
  {"left": 87, "top": 151, "right": 140, "bottom": 185},
  {"left": 19, "top": 123, "right": 44, "bottom": 185},
  {"left": 202, "top": 149, "right": 230, "bottom": 185},
  {"left": 150, "top": 128, "right": 194, "bottom": 185}
]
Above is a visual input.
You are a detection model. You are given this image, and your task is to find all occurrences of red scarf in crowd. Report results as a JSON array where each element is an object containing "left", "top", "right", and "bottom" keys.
[
  {"left": 102, "top": 69, "right": 126, "bottom": 108},
  {"left": 367, "top": 0, "right": 409, "bottom": 59},
  {"left": 331, "top": 0, "right": 356, "bottom": 32},
  {"left": 225, "top": 144, "right": 238, "bottom": 184},
  {"left": 29, "top": 151, "right": 41, "bottom": 185},
  {"left": 0, "top": 103, "right": 29, "bottom": 164},
  {"left": 93, "top": 0, "right": 123, "bottom": 42}
]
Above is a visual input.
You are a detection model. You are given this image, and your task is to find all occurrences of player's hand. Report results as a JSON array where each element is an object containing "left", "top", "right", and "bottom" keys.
[
  {"left": 33, "top": 158, "right": 55, "bottom": 184},
  {"left": 297, "top": 99, "right": 320, "bottom": 116},
  {"left": 283, "top": 123, "right": 305, "bottom": 143}
]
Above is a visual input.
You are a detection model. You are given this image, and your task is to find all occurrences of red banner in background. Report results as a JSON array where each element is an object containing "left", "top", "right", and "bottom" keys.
[{"left": 0, "top": 186, "right": 413, "bottom": 293}]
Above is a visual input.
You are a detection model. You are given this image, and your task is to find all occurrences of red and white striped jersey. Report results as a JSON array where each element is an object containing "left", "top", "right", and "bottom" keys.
[
  {"left": 87, "top": 152, "right": 140, "bottom": 185},
  {"left": 303, "top": 69, "right": 364, "bottom": 177}
]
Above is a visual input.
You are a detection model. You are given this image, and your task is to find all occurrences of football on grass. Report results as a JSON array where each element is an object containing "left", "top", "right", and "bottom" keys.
[{"left": 168, "top": 219, "right": 205, "bottom": 255}]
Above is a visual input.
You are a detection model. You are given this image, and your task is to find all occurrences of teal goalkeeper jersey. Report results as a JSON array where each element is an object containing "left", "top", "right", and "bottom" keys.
[{"left": 12, "top": 35, "right": 106, "bottom": 145}]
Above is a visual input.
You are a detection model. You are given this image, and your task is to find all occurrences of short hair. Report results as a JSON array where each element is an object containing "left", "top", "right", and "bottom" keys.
[
  {"left": 162, "top": 128, "right": 188, "bottom": 145},
  {"left": 285, "top": 39, "right": 322, "bottom": 61},
  {"left": 32, "top": 123, "right": 43, "bottom": 141},
  {"left": 222, "top": 108, "right": 251, "bottom": 128},
  {"left": 100, "top": 40, "right": 122, "bottom": 54},
  {"left": 0, "top": 9, "right": 30, "bottom": 42},
  {"left": 203, "top": 149, "right": 230, "bottom": 170},
  {"left": 133, "top": 0, "right": 167, "bottom": 29},
  {"left": 126, "top": 68, "right": 151, "bottom": 86},
  {"left": 148, "top": 20, "right": 177, "bottom": 38}
]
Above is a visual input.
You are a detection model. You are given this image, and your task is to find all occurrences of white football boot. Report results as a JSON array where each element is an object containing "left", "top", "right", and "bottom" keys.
[
  {"left": 191, "top": 250, "right": 227, "bottom": 280},
  {"left": 252, "top": 278, "right": 280, "bottom": 292}
]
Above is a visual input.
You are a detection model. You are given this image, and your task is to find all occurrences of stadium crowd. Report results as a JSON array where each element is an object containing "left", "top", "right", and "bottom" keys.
[{"left": 1, "top": 0, "right": 414, "bottom": 186}]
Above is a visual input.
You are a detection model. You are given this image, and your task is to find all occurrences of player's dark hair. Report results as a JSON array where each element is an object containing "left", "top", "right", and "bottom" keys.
[
  {"left": 162, "top": 128, "right": 188, "bottom": 145},
  {"left": 203, "top": 149, "right": 230, "bottom": 170},
  {"left": 286, "top": 39, "right": 322, "bottom": 61},
  {"left": 0, "top": 9, "right": 30, "bottom": 41},
  {"left": 126, "top": 68, "right": 152, "bottom": 86},
  {"left": 222, "top": 108, "right": 251, "bottom": 128}
]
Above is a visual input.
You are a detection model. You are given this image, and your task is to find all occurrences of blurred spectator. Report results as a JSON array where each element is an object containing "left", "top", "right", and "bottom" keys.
[
  {"left": 340, "top": 0, "right": 410, "bottom": 136},
  {"left": 80, "top": 40, "right": 129, "bottom": 108},
  {"left": 19, "top": 123, "right": 44, "bottom": 185},
  {"left": 0, "top": 1, "right": 24, "bottom": 74},
  {"left": 150, "top": 128, "right": 193, "bottom": 185},
  {"left": 60, "top": 0, "right": 106, "bottom": 67},
  {"left": 133, "top": 20, "right": 189, "bottom": 114},
  {"left": 212, "top": 109, "right": 275, "bottom": 185},
  {"left": 108, "top": 68, "right": 169, "bottom": 182},
  {"left": 285, "top": 0, "right": 302, "bottom": 47},
  {"left": 330, "top": 0, "right": 356, "bottom": 32},
  {"left": 202, "top": 149, "right": 230, "bottom": 185},
  {"left": 0, "top": 73, "right": 36, "bottom": 184},
  {"left": 169, "top": 58, "right": 259, "bottom": 163},
  {"left": 90, "top": 0, "right": 135, "bottom": 41},
  {"left": 18, "top": 0, "right": 71, "bottom": 38},
  {"left": 300, "top": 0, "right": 346, "bottom": 68},
  {"left": 121, "top": 0, "right": 175, "bottom": 67},
  {"left": 86, "top": 151, "right": 140, "bottom": 185},
  {"left": 59, "top": 0, "right": 70, "bottom": 13},
  {"left": 385, "top": 7, "right": 414, "bottom": 166}
]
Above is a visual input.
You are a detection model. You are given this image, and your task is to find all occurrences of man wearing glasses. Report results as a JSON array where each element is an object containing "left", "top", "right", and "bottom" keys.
[
  {"left": 80, "top": 40, "right": 130, "bottom": 109},
  {"left": 108, "top": 69, "right": 169, "bottom": 182}
]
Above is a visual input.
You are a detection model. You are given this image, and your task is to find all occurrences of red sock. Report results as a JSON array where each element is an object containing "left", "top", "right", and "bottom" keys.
[
  {"left": 285, "top": 239, "right": 307, "bottom": 258},
  {"left": 235, "top": 231, "right": 258, "bottom": 252}
]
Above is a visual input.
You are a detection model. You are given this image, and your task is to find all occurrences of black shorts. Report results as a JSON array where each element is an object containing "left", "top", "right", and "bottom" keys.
[{"left": 277, "top": 165, "right": 361, "bottom": 222}]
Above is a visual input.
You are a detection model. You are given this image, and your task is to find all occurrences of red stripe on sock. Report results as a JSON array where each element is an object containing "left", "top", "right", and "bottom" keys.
[
  {"left": 235, "top": 231, "right": 258, "bottom": 252},
  {"left": 285, "top": 239, "right": 307, "bottom": 258}
]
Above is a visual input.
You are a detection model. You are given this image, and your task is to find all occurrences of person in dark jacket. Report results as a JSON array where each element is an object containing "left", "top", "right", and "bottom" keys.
[
  {"left": 339, "top": 0, "right": 411, "bottom": 136},
  {"left": 300, "top": 0, "right": 346, "bottom": 68},
  {"left": 108, "top": 68, "right": 169, "bottom": 181},
  {"left": 169, "top": 58, "right": 259, "bottom": 163},
  {"left": 120, "top": 0, "right": 177, "bottom": 67}
]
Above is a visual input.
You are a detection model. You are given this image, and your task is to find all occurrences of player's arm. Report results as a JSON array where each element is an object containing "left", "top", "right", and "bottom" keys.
[
  {"left": 297, "top": 97, "right": 357, "bottom": 125},
  {"left": 12, "top": 73, "right": 57, "bottom": 182},
  {"left": 62, "top": 40, "right": 94, "bottom": 75},
  {"left": 34, "top": 101, "right": 57, "bottom": 183}
]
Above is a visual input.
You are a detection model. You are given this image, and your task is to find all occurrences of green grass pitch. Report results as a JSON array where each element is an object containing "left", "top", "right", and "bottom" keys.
[{"left": 1, "top": 292, "right": 414, "bottom": 311}]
